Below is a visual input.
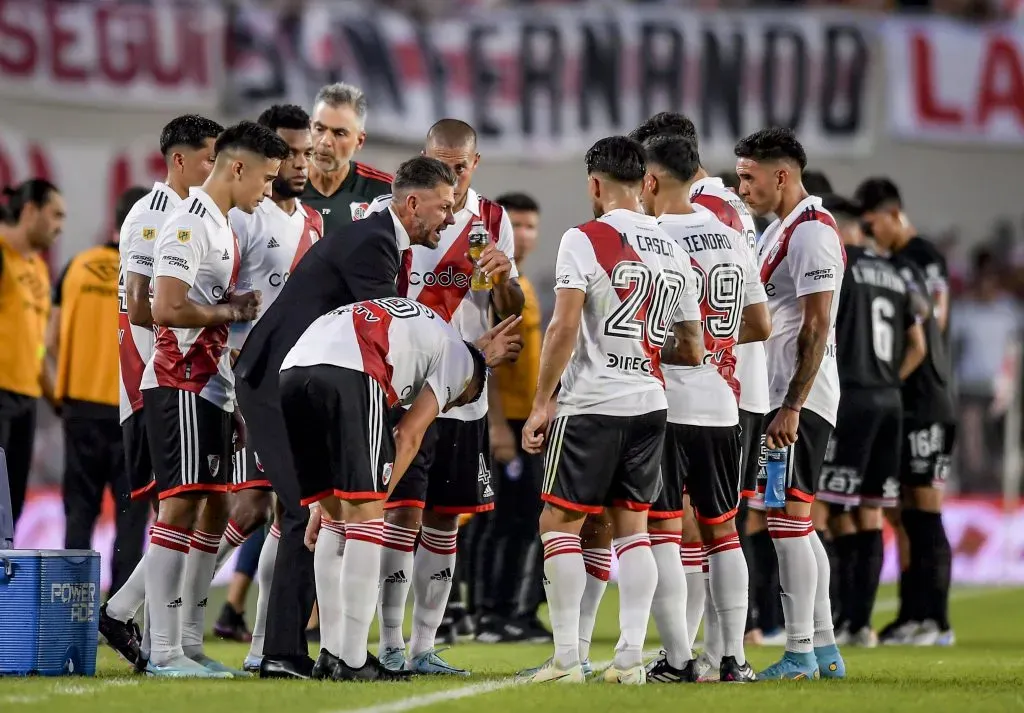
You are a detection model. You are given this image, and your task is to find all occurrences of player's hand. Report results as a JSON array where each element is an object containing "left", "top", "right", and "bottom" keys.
[
  {"left": 765, "top": 407, "right": 800, "bottom": 450},
  {"left": 491, "top": 419, "right": 518, "bottom": 464},
  {"left": 304, "top": 505, "right": 322, "bottom": 551},
  {"left": 522, "top": 405, "right": 550, "bottom": 454},
  {"left": 232, "top": 409, "right": 247, "bottom": 452},
  {"left": 470, "top": 245, "right": 513, "bottom": 285},
  {"left": 476, "top": 314, "right": 523, "bottom": 366},
  {"left": 228, "top": 290, "right": 261, "bottom": 322}
]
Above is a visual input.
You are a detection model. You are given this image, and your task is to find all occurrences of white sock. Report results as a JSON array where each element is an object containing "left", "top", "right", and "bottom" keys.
[
  {"left": 140, "top": 599, "right": 151, "bottom": 660},
  {"left": 340, "top": 520, "right": 384, "bottom": 668},
  {"left": 409, "top": 526, "right": 457, "bottom": 657},
  {"left": 650, "top": 531, "right": 690, "bottom": 668},
  {"left": 681, "top": 541, "right": 705, "bottom": 650},
  {"left": 145, "top": 522, "right": 191, "bottom": 666},
  {"left": 315, "top": 519, "right": 346, "bottom": 656},
  {"left": 247, "top": 523, "right": 279, "bottom": 660},
  {"left": 579, "top": 547, "right": 610, "bottom": 662},
  {"left": 702, "top": 558, "right": 722, "bottom": 666},
  {"left": 612, "top": 533, "right": 657, "bottom": 670},
  {"left": 707, "top": 533, "right": 748, "bottom": 665},
  {"left": 767, "top": 514, "right": 816, "bottom": 654},
  {"left": 809, "top": 530, "right": 837, "bottom": 648},
  {"left": 181, "top": 529, "right": 221, "bottom": 658},
  {"left": 378, "top": 522, "right": 418, "bottom": 652},
  {"left": 105, "top": 553, "right": 147, "bottom": 623},
  {"left": 541, "top": 532, "right": 586, "bottom": 669},
  {"left": 214, "top": 519, "right": 250, "bottom": 575}
]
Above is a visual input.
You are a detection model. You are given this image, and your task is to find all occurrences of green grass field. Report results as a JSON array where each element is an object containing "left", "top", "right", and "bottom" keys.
[{"left": 1, "top": 585, "right": 1021, "bottom": 713}]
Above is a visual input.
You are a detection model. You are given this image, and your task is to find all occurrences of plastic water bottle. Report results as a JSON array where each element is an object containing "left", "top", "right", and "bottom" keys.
[{"left": 763, "top": 447, "right": 788, "bottom": 508}]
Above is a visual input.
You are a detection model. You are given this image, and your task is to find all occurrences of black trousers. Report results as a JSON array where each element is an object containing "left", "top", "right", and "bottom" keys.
[
  {"left": 61, "top": 401, "right": 149, "bottom": 594},
  {"left": 0, "top": 389, "right": 37, "bottom": 531},
  {"left": 473, "top": 419, "right": 544, "bottom": 617},
  {"left": 237, "top": 378, "right": 314, "bottom": 658}
]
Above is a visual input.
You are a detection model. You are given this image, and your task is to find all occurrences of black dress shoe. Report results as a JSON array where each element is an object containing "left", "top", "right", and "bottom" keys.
[
  {"left": 333, "top": 652, "right": 413, "bottom": 682},
  {"left": 259, "top": 654, "right": 316, "bottom": 680},
  {"left": 311, "top": 649, "right": 342, "bottom": 680}
]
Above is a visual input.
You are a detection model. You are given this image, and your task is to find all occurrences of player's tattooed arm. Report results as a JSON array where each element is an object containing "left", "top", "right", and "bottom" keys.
[
  {"left": 783, "top": 291, "right": 833, "bottom": 410},
  {"left": 152, "top": 276, "right": 261, "bottom": 327},
  {"left": 125, "top": 273, "right": 154, "bottom": 328},
  {"left": 660, "top": 319, "right": 704, "bottom": 366}
]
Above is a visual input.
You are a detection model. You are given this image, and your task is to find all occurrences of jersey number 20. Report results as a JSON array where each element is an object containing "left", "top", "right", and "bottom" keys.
[{"left": 603, "top": 261, "right": 686, "bottom": 347}]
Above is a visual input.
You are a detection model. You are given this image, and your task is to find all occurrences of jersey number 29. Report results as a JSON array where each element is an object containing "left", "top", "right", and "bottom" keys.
[
  {"left": 691, "top": 263, "right": 743, "bottom": 340},
  {"left": 603, "top": 261, "right": 686, "bottom": 347}
]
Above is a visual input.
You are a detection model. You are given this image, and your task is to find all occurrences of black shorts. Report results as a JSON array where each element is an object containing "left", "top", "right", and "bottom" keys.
[
  {"left": 142, "top": 387, "right": 233, "bottom": 499},
  {"left": 755, "top": 407, "right": 833, "bottom": 504},
  {"left": 386, "top": 415, "right": 494, "bottom": 515},
  {"left": 231, "top": 446, "right": 272, "bottom": 492},
  {"left": 652, "top": 422, "right": 742, "bottom": 524},
  {"left": 542, "top": 409, "right": 666, "bottom": 514},
  {"left": 280, "top": 365, "right": 394, "bottom": 507},
  {"left": 819, "top": 388, "right": 903, "bottom": 509},
  {"left": 122, "top": 409, "right": 155, "bottom": 501},
  {"left": 739, "top": 410, "right": 766, "bottom": 500},
  {"left": 901, "top": 419, "right": 956, "bottom": 491}
]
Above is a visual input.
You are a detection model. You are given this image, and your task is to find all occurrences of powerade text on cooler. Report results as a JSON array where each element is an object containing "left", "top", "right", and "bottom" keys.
[{"left": 764, "top": 447, "right": 787, "bottom": 508}]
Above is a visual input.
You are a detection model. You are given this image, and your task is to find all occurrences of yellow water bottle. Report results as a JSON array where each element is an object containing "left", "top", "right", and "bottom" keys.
[{"left": 469, "top": 221, "right": 492, "bottom": 291}]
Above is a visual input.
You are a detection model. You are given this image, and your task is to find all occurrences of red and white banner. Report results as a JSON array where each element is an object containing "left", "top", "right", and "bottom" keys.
[
  {"left": 0, "top": 0, "right": 223, "bottom": 111},
  {"left": 886, "top": 19, "right": 1024, "bottom": 145}
]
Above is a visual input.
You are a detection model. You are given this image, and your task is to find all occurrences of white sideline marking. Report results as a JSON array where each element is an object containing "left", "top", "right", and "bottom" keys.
[{"left": 1, "top": 678, "right": 137, "bottom": 706}]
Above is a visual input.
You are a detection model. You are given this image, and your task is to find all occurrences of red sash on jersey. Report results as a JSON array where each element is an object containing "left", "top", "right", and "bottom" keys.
[
  {"left": 353, "top": 302, "right": 401, "bottom": 405},
  {"left": 760, "top": 207, "right": 846, "bottom": 285},
  {"left": 691, "top": 188, "right": 744, "bottom": 233}
]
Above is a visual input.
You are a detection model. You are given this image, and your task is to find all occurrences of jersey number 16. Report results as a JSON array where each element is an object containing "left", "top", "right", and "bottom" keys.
[{"left": 603, "top": 261, "right": 686, "bottom": 347}]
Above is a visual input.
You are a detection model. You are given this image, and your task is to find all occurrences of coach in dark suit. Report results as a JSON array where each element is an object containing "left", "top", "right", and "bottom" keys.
[{"left": 234, "top": 156, "right": 457, "bottom": 679}]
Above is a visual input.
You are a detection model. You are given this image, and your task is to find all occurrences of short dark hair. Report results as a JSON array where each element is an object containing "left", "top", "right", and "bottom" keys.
[
  {"left": 733, "top": 127, "right": 807, "bottom": 170},
  {"left": 257, "top": 104, "right": 311, "bottom": 133},
  {"left": 854, "top": 177, "right": 903, "bottom": 213},
  {"left": 392, "top": 156, "right": 457, "bottom": 193},
  {"left": 2, "top": 179, "right": 60, "bottom": 222},
  {"left": 495, "top": 192, "right": 540, "bottom": 214},
  {"left": 803, "top": 170, "right": 833, "bottom": 195},
  {"left": 463, "top": 341, "right": 488, "bottom": 405},
  {"left": 214, "top": 121, "right": 290, "bottom": 161},
  {"left": 426, "top": 119, "right": 478, "bottom": 151},
  {"left": 644, "top": 135, "right": 700, "bottom": 183},
  {"left": 820, "top": 193, "right": 862, "bottom": 222},
  {"left": 585, "top": 136, "right": 646, "bottom": 184},
  {"left": 115, "top": 186, "right": 150, "bottom": 231},
  {"left": 159, "top": 114, "right": 223, "bottom": 157},
  {"left": 629, "top": 112, "right": 698, "bottom": 146}
]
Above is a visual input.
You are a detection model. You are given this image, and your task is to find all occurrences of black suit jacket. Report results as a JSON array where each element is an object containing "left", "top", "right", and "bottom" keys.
[{"left": 234, "top": 209, "right": 401, "bottom": 392}]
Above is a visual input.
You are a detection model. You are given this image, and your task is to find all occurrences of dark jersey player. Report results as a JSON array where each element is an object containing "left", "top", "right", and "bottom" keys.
[
  {"left": 813, "top": 193, "right": 927, "bottom": 648},
  {"left": 856, "top": 177, "right": 957, "bottom": 646},
  {"left": 302, "top": 83, "right": 393, "bottom": 235}
]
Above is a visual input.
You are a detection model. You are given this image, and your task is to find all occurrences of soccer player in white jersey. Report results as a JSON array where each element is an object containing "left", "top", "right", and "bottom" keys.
[
  {"left": 630, "top": 111, "right": 772, "bottom": 671},
  {"left": 734, "top": 127, "right": 847, "bottom": 680},
  {"left": 278, "top": 298, "right": 521, "bottom": 681},
  {"left": 139, "top": 121, "right": 288, "bottom": 678},
  {"left": 639, "top": 135, "right": 771, "bottom": 684},
  {"left": 519, "top": 137, "right": 704, "bottom": 685},
  {"left": 100, "top": 114, "right": 223, "bottom": 671},
  {"left": 214, "top": 105, "right": 322, "bottom": 669},
  {"left": 363, "top": 119, "right": 524, "bottom": 676}
]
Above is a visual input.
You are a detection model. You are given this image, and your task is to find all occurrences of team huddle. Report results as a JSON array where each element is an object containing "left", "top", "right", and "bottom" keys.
[{"left": 100, "top": 85, "right": 955, "bottom": 685}]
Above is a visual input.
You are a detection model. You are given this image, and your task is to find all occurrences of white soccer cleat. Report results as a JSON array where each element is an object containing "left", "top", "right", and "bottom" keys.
[
  {"left": 517, "top": 658, "right": 585, "bottom": 684},
  {"left": 602, "top": 664, "right": 646, "bottom": 685},
  {"left": 849, "top": 626, "right": 879, "bottom": 648},
  {"left": 693, "top": 652, "right": 720, "bottom": 682}
]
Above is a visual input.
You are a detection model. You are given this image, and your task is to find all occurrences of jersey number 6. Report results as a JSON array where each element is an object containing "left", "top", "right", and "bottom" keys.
[{"left": 603, "top": 261, "right": 686, "bottom": 347}]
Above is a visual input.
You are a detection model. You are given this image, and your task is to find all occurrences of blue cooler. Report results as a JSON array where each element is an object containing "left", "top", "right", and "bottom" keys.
[{"left": 0, "top": 549, "right": 100, "bottom": 676}]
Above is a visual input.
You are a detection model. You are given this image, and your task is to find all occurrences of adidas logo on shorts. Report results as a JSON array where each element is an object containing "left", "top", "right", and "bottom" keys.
[
  {"left": 385, "top": 570, "right": 408, "bottom": 584},
  {"left": 430, "top": 567, "right": 453, "bottom": 582},
  {"left": 167, "top": 597, "right": 182, "bottom": 609},
  {"left": 267, "top": 237, "right": 280, "bottom": 249}
]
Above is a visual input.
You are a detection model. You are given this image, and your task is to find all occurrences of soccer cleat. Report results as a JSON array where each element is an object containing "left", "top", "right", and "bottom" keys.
[
  {"left": 242, "top": 654, "right": 263, "bottom": 673},
  {"left": 935, "top": 628, "right": 956, "bottom": 647},
  {"left": 693, "top": 652, "right": 720, "bottom": 682},
  {"left": 213, "top": 603, "right": 252, "bottom": 643},
  {"left": 379, "top": 646, "right": 407, "bottom": 672},
  {"left": 189, "top": 653, "right": 251, "bottom": 678},
  {"left": 720, "top": 656, "right": 757, "bottom": 683},
  {"left": 333, "top": 652, "right": 413, "bottom": 682},
  {"left": 645, "top": 653, "right": 698, "bottom": 683},
  {"left": 758, "top": 651, "right": 820, "bottom": 680},
  {"left": 814, "top": 644, "right": 846, "bottom": 679},
  {"left": 407, "top": 648, "right": 470, "bottom": 676},
  {"left": 146, "top": 656, "right": 233, "bottom": 678},
  {"left": 98, "top": 604, "right": 142, "bottom": 667},
  {"left": 474, "top": 614, "right": 527, "bottom": 644},
  {"left": 516, "top": 658, "right": 585, "bottom": 684},
  {"left": 581, "top": 658, "right": 594, "bottom": 678},
  {"left": 602, "top": 663, "right": 646, "bottom": 685},
  {"left": 848, "top": 626, "right": 878, "bottom": 648},
  {"left": 311, "top": 649, "right": 342, "bottom": 680},
  {"left": 879, "top": 620, "right": 920, "bottom": 645}
]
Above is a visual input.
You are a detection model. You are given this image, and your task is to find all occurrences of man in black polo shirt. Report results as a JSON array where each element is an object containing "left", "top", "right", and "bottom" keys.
[
  {"left": 856, "top": 177, "right": 957, "bottom": 647},
  {"left": 302, "top": 83, "right": 393, "bottom": 234}
]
